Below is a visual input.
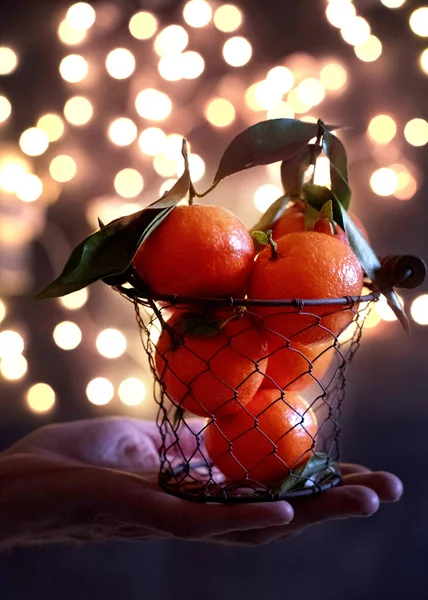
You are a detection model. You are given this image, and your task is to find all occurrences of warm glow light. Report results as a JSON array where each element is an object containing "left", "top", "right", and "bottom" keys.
[
  {"left": 16, "top": 174, "right": 43, "bottom": 202},
  {"left": 411, "top": 294, "right": 428, "bottom": 325},
  {"left": 0, "top": 330, "right": 24, "bottom": 358},
  {"left": 0, "top": 95, "right": 12, "bottom": 123},
  {"left": 19, "top": 128, "right": 49, "bottom": 156},
  {"left": 183, "top": 0, "right": 212, "bottom": 28},
  {"left": 214, "top": 4, "right": 243, "bottom": 32},
  {"left": 59, "top": 54, "right": 88, "bottom": 82},
  {"left": 154, "top": 25, "right": 189, "bottom": 56},
  {"left": 370, "top": 168, "right": 399, "bottom": 196},
  {"left": 420, "top": 48, "right": 428, "bottom": 74},
  {"left": 409, "top": 7, "right": 428, "bottom": 37},
  {"left": 96, "top": 328, "right": 127, "bottom": 358},
  {"left": 287, "top": 88, "right": 312, "bottom": 114},
  {"left": 114, "top": 169, "right": 144, "bottom": 198},
  {"left": 368, "top": 114, "right": 397, "bottom": 144},
  {"left": 0, "top": 47, "right": 18, "bottom": 75},
  {"left": 129, "top": 11, "right": 158, "bottom": 40},
  {"left": 0, "top": 355, "right": 27, "bottom": 381},
  {"left": 138, "top": 127, "right": 166, "bottom": 156},
  {"left": 394, "top": 175, "right": 418, "bottom": 201},
  {"left": 158, "top": 53, "right": 184, "bottom": 81},
  {"left": 267, "top": 101, "right": 295, "bottom": 120},
  {"left": 86, "top": 377, "right": 114, "bottom": 405},
  {"left": 341, "top": 16, "right": 371, "bottom": 46},
  {"left": 188, "top": 153, "right": 205, "bottom": 182},
  {"left": 0, "top": 161, "right": 29, "bottom": 193},
  {"left": 376, "top": 294, "right": 403, "bottom": 322},
  {"left": 58, "top": 20, "right": 87, "bottom": 45},
  {"left": 314, "top": 156, "right": 331, "bottom": 187},
  {"left": 37, "top": 114, "right": 65, "bottom": 142},
  {"left": 222, "top": 36, "right": 252, "bottom": 67},
  {"left": 159, "top": 179, "right": 178, "bottom": 196},
  {"left": 326, "top": 0, "right": 356, "bottom": 28},
  {"left": 153, "top": 154, "right": 178, "bottom": 177},
  {"left": 49, "top": 155, "right": 77, "bottom": 182},
  {"left": 245, "top": 83, "right": 265, "bottom": 112},
  {"left": 266, "top": 66, "right": 294, "bottom": 94},
  {"left": 0, "top": 300, "right": 5, "bottom": 324},
  {"left": 181, "top": 51, "right": 205, "bottom": 79},
  {"left": 53, "top": 321, "right": 82, "bottom": 350},
  {"left": 381, "top": 0, "right": 406, "bottom": 7},
  {"left": 320, "top": 63, "right": 347, "bottom": 91},
  {"left": 106, "top": 48, "right": 135, "bottom": 79},
  {"left": 108, "top": 117, "right": 137, "bottom": 146},
  {"left": 254, "top": 184, "right": 283, "bottom": 213},
  {"left": 404, "top": 118, "right": 428, "bottom": 146},
  {"left": 59, "top": 288, "right": 89, "bottom": 310},
  {"left": 297, "top": 78, "right": 325, "bottom": 106},
  {"left": 135, "top": 89, "right": 172, "bottom": 121},
  {"left": 66, "top": 3, "right": 96, "bottom": 31},
  {"left": 354, "top": 35, "right": 383, "bottom": 62},
  {"left": 64, "top": 96, "right": 93, "bottom": 125},
  {"left": 254, "top": 80, "right": 283, "bottom": 110},
  {"left": 118, "top": 377, "right": 147, "bottom": 406},
  {"left": 26, "top": 383, "right": 56, "bottom": 413},
  {"left": 205, "top": 97, "right": 236, "bottom": 126}
]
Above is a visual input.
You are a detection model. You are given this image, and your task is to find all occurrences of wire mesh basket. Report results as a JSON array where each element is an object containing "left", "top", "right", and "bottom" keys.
[{"left": 117, "top": 277, "right": 379, "bottom": 504}]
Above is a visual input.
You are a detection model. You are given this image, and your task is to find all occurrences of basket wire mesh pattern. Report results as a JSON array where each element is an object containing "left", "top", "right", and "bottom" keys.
[{"left": 117, "top": 284, "right": 378, "bottom": 503}]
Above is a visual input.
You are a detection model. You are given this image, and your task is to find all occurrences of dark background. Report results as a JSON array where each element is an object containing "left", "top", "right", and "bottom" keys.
[{"left": 0, "top": 0, "right": 427, "bottom": 598}]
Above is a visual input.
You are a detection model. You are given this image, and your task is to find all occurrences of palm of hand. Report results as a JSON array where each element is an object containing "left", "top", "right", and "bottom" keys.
[{"left": 0, "top": 417, "right": 402, "bottom": 547}]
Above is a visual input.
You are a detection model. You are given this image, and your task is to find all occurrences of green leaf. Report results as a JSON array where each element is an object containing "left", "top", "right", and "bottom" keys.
[
  {"left": 321, "top": 127, "right": 351, "bottom": 210},
  {"left": 274, "top": 453, "right": 338, "bottom": 494},
  {"left": 280, "top": 144, "right": 322, "bottom": 196},
  {"left": 303, "top": 183, "right": 334, "bottom": 210},
  {"left": 333, "top": 199, "right": 409, "bottom": 332},
  {"left": 304, "top": 203, "right": 320, "bottom": 231},
  {"left": 213, "top": 119, "right": 330, "bottom": 184},
  {"left": 249, "top": 195, "right": 290, "bottom": 234},
  {"left": 319, "top": 200, "right": 334, "bottom": 221},
  {"left": 35, "top": 140, "right": 192, "bottom": 299},
  {"left": 251, "top": 230, "right": 269, "bottom": 251}
]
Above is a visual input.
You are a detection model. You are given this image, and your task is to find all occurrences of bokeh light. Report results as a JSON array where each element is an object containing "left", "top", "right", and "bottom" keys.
[
  {"left": 154, "top": 154, "right": 179, "bottom": 177},
  {"left": 106, "top": 48, "right": 136, "bottom": 79},
  {"left": 159, "top": 179, "right": 178, "bottom": 196},
  {"left": 158, "top": 53, "right": 185, "bottom": 81},
  {"left": 341, "top": 16, "right": 371, "bottom": 46},
  {"left": 0, "top": 47, "right": 18, "bottom": 75},
  {"left": 253, "top": 80, "right": 283, "bottom": 110},
  {"left": 96, "top": 328, "right": 127, "bottom": 358},
  {"left": 326, "top": 0, "right": 356, "bottom": 28},
  {"left": 368, "top": 114, "right": 397, "bottom": 144},
  {"left": 16, "top": 174, "right": 43, "bottom": 202},
  {"left": 66, "top": 2, "right": 96, "bottom": 31},
  {"left": 0, "top": 330, "right": 24, "bottom": 357},
  {"left": 154, "top": 25, "right": 189, "bottom": 56},
  {"left": 118, "top": 377, "right": 147, "bottom": 406},
  {"left": 0, "top": 355, "right": 27, "bottom": 381},
  {"left": 181, "top": 51, "right": 205, "bottom": 79},
  {"left": 420, "top": 48, "right": 428, "bottom": 74},
  {"left": 64, "top": 96, "right": 93, "bottom": 125},
  {"left": 297, "top": 78, "right": 325, "bottom": 106},
  {"left": 266, "top": 66, "right": 294, "bottom": 94},
  {"left": 59, "top": 288, "right": 89, "bottom": 310},
  {"left": 188, "top": 153, "right": 205, "bottom": 182},
  {"left": 86, "top": 377, "right": 114, "bottom": 405},
  {"left": 53, "top": 321, "right": 82, "bottom": 350},
  {"left": 375, "top": 294, "right": 403, "bottom": 322},
  {"left": 411, "top": 294, "right": 428, "bottom": 325},
  {"left": 287, "top": 88, "right": 312, "bottom": 114},
  {"left": 183, "top": 0, "right": 212, "bottom": 28},
  {"left": 319, "top": 63, "right": 347, "bottom": 91},
  {"left": 370, "top": 168, "right": 399, "bottom": 196},
  {"left": 254, "top": 184, "right": 283, "bottom": 213},
  {"left": 49, "top": 155, "right": 77, "bottom": 182},
  {"left": 205, "top": 97, "right": 236, "bottom": 127},
  {"left": 108, "top": 117, "right": 138, "bottom": 146},
  {"left": 37, "top": 114, "right": 65, "bottom": 142},
  {"left": 409, "top": 7, "right": 428, "bottom": 37},
  {"left": 0, "top": 161, "right": 29, "bottom": 193},
  {"left": 0, "top": 95, "right": 12, "bottom": 123},
  {"left": 0, "top": 300, "right": 6, "bottom": 324},
  {"left": 222, "top": 36, "right": 252, "bottom": 67},
  {"left": 19, "top": 128, "right": 49, "bottom": 156},
  {"left": 381, "top": 0, "right": 406, "bottom": 7},
  {"left": 114, "top": 169, "right": 144, "bottom": 198},
  {"left": 138, "top": 127, "right": 166, "bottom": 156},
  {"left": 354, "top": 35, "right": 383, "bottom": 62},
  {"left": 404, "top": 118, "right": 428, "bottom": 146},
  {"left": 214, "top": 4, "right": 243, "bottom": 32},
  {"left": 129, "top": 11, "right": 158, "bottom": 40},
  {"left": 267, "top": 101, "right": 295, "bottom": 120},
  {"left": 59, "top": 54, "right": 88, "bottom": 82},
  {"left": 58, "top": 20, "right": 87, "bottom": 45},
  {"left": 135, "top": 89, "right": 172, "bottom": 121},
  {"left": 314, "top": 156, "right": 331, "bottom": 187},
  {"left": 26, "top": 383, "right": 56, "bottom": 413}
]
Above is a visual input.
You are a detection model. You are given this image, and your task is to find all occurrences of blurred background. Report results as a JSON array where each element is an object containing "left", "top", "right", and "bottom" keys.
[{"left": 0, "top": 0, "right": 427, "bottom": 598}]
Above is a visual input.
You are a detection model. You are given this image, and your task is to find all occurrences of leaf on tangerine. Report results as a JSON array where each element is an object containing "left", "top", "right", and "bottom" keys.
[
  {"left": 249, "top": 196, "right": 290, "bottom": 235},
  {"left": 280, "top": 144, "right": 322, "bottom": 197},
  {"left": 274, "top": 453, "right": 338, "bottom": 494},
  {"left": 320, "top": 124, "right": 351, "bottom": 211}
]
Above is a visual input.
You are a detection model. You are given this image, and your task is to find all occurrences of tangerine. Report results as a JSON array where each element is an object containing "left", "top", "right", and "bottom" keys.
[
  {"left": 133, "top": 204, "right": 255, "bottom": 297},
  {"left": 204, "top": 389, "right": 318, "bottom": 486},
  {"left": 247, "top": 231, "right": 364, "bottom": 345}
]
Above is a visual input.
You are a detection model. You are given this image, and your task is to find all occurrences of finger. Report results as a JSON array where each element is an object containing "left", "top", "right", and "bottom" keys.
[
  {"left": 342, "top": 472, "right": 403, "bottom": 503},
  {"left": 339, "top": 463, "right": 372, "bottom": 476}
]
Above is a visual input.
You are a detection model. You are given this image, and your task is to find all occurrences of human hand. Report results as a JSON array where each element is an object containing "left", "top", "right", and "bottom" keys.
[{"left": 0, "top": 417, "right": 402, "bottom": 548}]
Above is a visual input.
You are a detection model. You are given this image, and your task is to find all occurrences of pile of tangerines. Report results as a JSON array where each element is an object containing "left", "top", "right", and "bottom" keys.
[{"left": 132, "top": 198, "right": 366, "bottom": 488}]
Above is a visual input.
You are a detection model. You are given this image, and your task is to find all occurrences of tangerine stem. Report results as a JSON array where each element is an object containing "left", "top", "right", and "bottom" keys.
[{"left": 267, "top": 230, "right": 278, "bottom": 261}]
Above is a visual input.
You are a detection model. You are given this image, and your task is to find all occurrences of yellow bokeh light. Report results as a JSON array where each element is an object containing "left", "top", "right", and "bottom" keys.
[
  {"left": 16, "top": 174, "right": 43, "bottom": 202},
  {"left": 59, "top": 54, "right": 88, "bottom": 83},
  {"left": 320, "top": 63, "right": 347, "bottom": 91},
  {"left": 37, "top": 114, "right": 65, "bottom": 142},
  {"left": 86, "top": 377, "right": 114, "bottom": 405},
  {"left": 381, "top": 0, "right": 406, "bottom": 7},
  {"left": 26, "top": 383, "right": 56, "bottom": 413},
  {"left": 162, "top": 134, "right": 185, "bottom": 161},
  {"left": 0, "top": 95, "right": 12, "bottom": 123},
  {"left": 118, "top": 377, "right": 147, "bottom": 406},
  {"left": 254, "top": 80, "right": 283, "bottom": 110},
  {"left": 19, "top": 128, "right": 49, "bottom": 156},
  {"left": 367, "top": 114, "right": 397, "bottom": 144},
  {"left": 245, "top": 83, "right": 265, "bottom": 112},
  {"left": 409, "top": 7, "right": 428, "bottom": 37},
  {"left": 96, "top": 328, "right": 127, "bottom": 358},
  {"left": 108, "top": 117, "right": 137, "bottom": 146},
  {"left": 153, "top": 154, "right": 178, "bottom": 177},
  {"left": 49, "top": 155, "right": 77, "bottom": 183},
  {"left": 154, "top": 25, "right": 189, "bottom": 56},
  {"left": 267, "top": 101, "right": 295, "bottom": 120},
  {"left": 354, "top": 35, "right": 383, "bottom": 62},
  {"left": 106, "top": 48, "right": 135, "bottom": 79},
  {"left": 181, "top": 51, "right": 205, "bottom": 79},
  {"left": 266, "top": 66, "right": 295, "bottom": 94},
  {"left": 129, "top": 11, "right": 158, "bottom": 40},
  {"left": 53, "top": 321, "right": 82, "bottom": 350},
  {"left": 135, "top": 88, "right": 172, "bottom": 121},
  {"left": 158, "top": 53, "right": 184, "bottom": 81},
  {"left": 314, "top": 156, "right": 331, "bottom": 187},
  {"left": 59, "top": 288, "right": 89, "bottom": 310},
  {"left": 222, "top": 36, "right": 252, "bottom": 67},
  {"left": 114, "top": 169, "right": 144, "bottom": 198},
  {"left": 370, "top": 168, "right": 399, "bottom": 196},
  {"left": 411, "top": 294, "right": 428, "bottom": 325},
  {"left": 66, "top": 2, "right": 96, "bottom": 31},
  {"left": 394, "top": 174, "right": 418, "bottom": 201},
  {"left": 326, "top": 0, "right": 356, "bottom": 28},
  {"left": 205, "top": 97, "right": 236, "bottom": 127},
  {"left": 214, "top": 4, "right": 243, "bottom": 32},
  {"left": 138, "top": 127, "right": 166, "bottom": 156},
  {"left": 341, "top": 16, "right": 371, "bottom": 46},
  {"left": 420, "top": 48, "right": 428, "bottom": 74},
  {"left": 0, "top": 330, "right": 24, "bottom": 358},
  {"left": 404, "top": 118, "right": 428, "bottom": 146},
  {"left": 0, "top": 161, "right": 29, "bottom": 193},
  {"left": 64, "top": 96, "right": 93, "bottom": 125},
  {"left": 58, "top": 20, "right": 87, "bottom": 45},
  {"left": 297, "top": 78, "right": 325, "bottom": 106},
  {"left": 188, "top": 153, "right": 205, "bottom": 182},
  {"left": 254, "top": 184, "right": 283, "bottom": 213},
  {"left": 1, "top": 355, "right": 27, "bottom": 381},
  {"left": 375, "top": 294, "right": 403, "bottom": 322},
  {"left": 159, "top": 179, "right": 178, "bottom": 196},
  {"left": 287, "top": 88, "right": 312, "bottom": 114},
  {"left": 0, "top": 300, "right": 6, "bottom": 324},
  {"left": 183, "top": 0, "right": 212, "bottom": 28},
  {"left": 0, "top": 47, "right": 18, "bottom": 75}
]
